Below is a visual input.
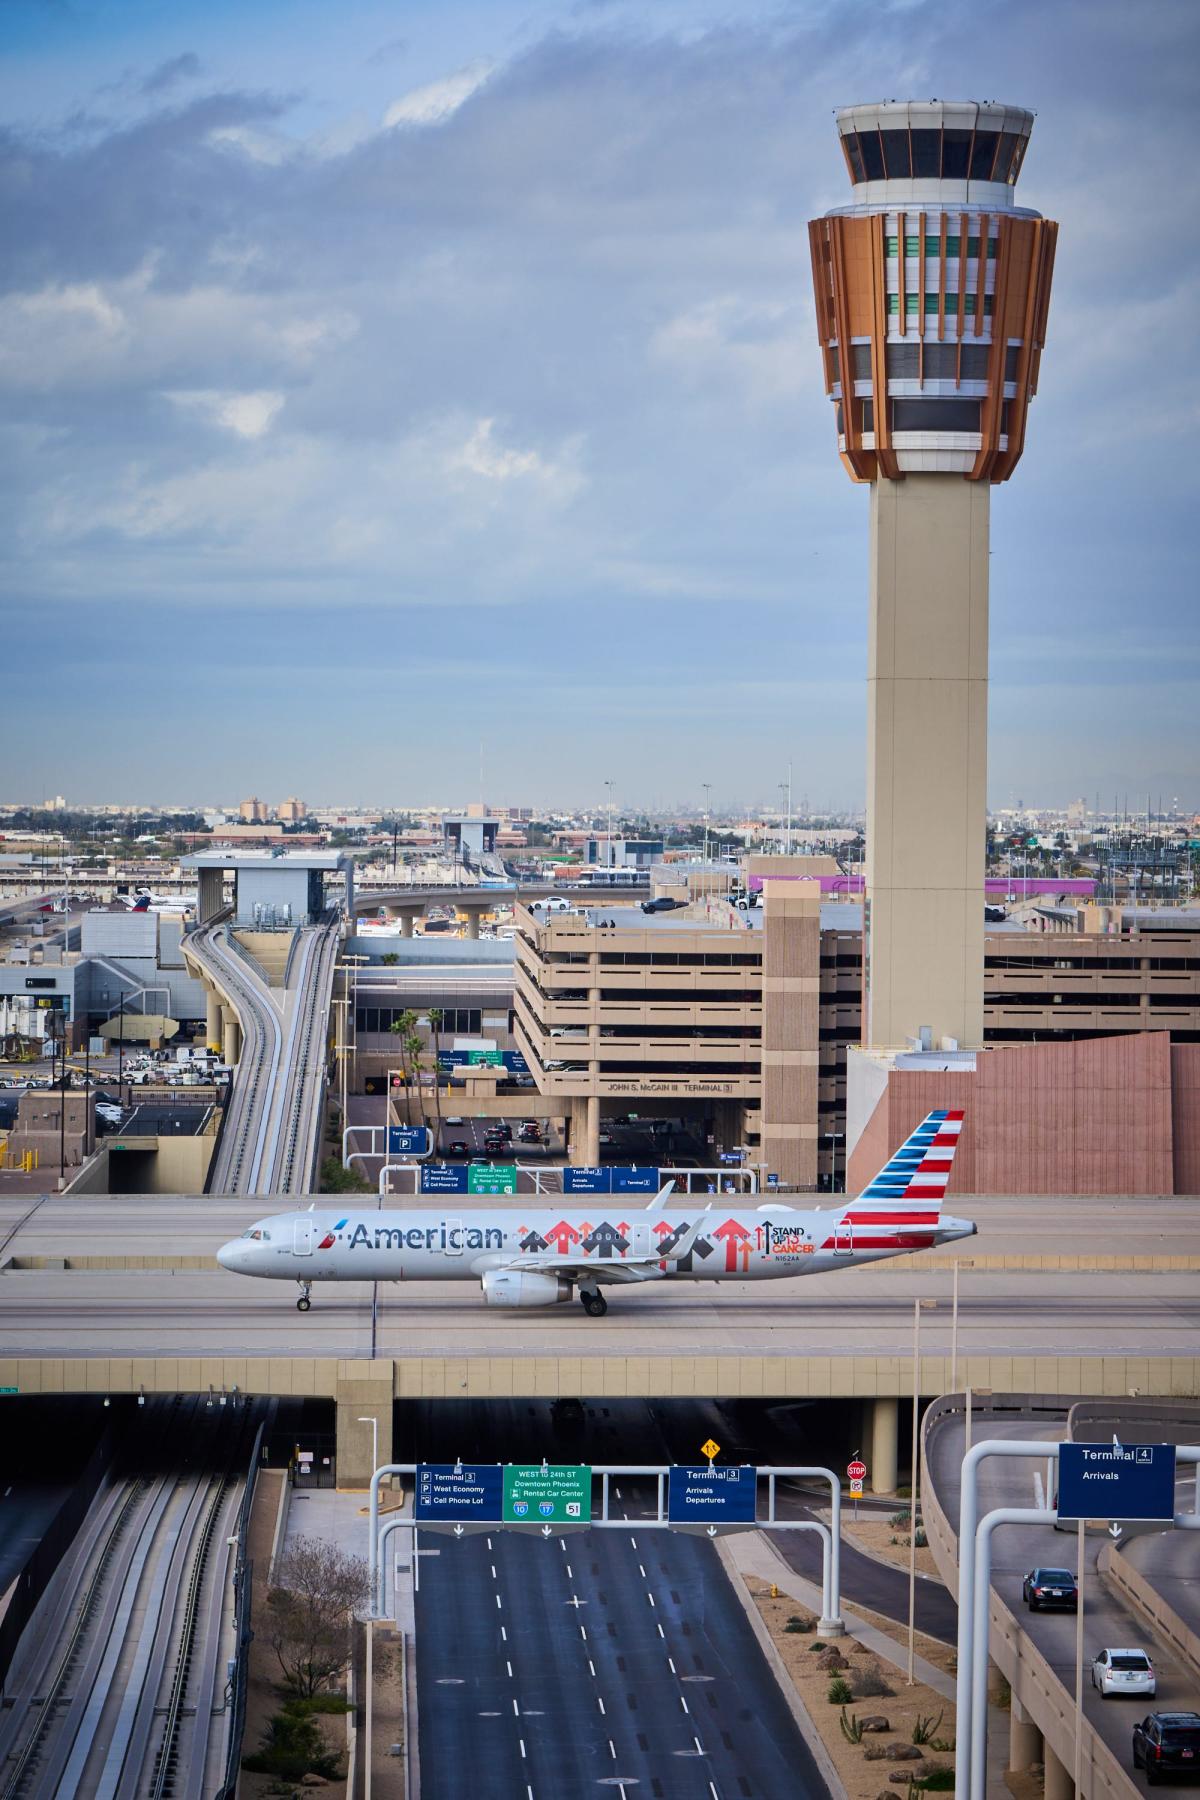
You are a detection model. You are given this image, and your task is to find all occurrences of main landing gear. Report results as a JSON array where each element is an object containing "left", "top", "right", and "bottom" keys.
[
  {"left": 580, "top": 1289, "right": 607, "bottom": 1318},
  {"left": 297, "top": 1282, "right": 312, "bottom": 1312}
]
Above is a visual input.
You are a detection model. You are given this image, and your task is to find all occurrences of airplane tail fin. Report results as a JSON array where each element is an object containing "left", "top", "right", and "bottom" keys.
[{"left": 853, "top": 1109, "right": 965, "bottom": 1211}]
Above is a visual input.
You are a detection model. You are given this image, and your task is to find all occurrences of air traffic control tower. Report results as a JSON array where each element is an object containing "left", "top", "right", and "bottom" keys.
[{"left": 808, "top": 102, "right": 1057, "bottom": 1049}]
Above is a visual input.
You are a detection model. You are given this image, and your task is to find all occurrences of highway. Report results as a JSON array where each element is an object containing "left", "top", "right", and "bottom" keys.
[
  {"left": 0, "top": 1398, "right": 255, "bottom": 1800},
  {"left": 925, "top": 1406, "right": 1200, "bottom": 1796},
  {"left": 408, "top": 1398, "right": 829, "bottom": 1800},
  {"left": 185, "top": 915, "right": 339, "bottom": 1196}
]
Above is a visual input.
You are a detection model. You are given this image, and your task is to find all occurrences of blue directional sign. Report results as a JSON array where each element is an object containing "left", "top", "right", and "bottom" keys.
[
  {"left": 419, "top": 1162, "right": 469, "bottom": 1195},
  {"left": 612, "top": 1167, "right": 657, "bottom": 1193},
  {"left": 668, "top": 1465, "right": 758, "bottom": 1524},
  {"left": 415, "top": 1463, "right": 503, "bottom": 1521},
  {"left": 388, "top": 1125, "right": 430, "bottom": 1156},
  {"left": 1057, "top": 1442, "right": 1177, "bottom": 1522},
  {"left": 564, "top": 1166, "right": 610, "bottom": 1193}
]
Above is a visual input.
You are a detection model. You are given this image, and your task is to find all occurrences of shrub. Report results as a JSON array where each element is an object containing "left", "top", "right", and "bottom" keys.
[
  {"left": 916, "top": 1770, "right": 955, "bottom": 1791},
  {"left": 784, "top": 1614, "right": 815, "bottom": 1633},
  {"left": 889, "top": 1509, "right": 912, "bottom": 1528},
  {"left": 319, "top": 1158, "right": 374, "bottom": 1195},
  {"left": 839, "top": 1707, "right": 864, "bottom": 1744},
  {"left": 914, "top": 1527, "right": 928, "bottom": 1548},
  {"left": 242, "top": 1703, "right": 342, "bottom": 1780},
  {"left": 827, "top": 1677, "right": 854, "bottom": 1704},
  {"left": 912, "top": 1710, "right": 944, "bottom": 1746},
  {"left": 853, "top": 1661, "right": 893, "bottom": 1698}
]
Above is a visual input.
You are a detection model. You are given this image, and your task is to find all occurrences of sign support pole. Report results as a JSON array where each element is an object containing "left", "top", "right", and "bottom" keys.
[{"left": 1073, "top": 1516, "right": 1085, "bottom": 1796}]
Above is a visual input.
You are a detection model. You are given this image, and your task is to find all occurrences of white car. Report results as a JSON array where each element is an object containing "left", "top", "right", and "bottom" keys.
[{"left": 1091, "top": 1648, "right": 1155, "bottom": 1698}]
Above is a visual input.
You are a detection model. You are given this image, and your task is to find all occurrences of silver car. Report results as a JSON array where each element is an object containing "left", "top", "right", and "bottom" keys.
[{"left": 1092, "top": 1648, "right": 1155, "bottom": 1698}]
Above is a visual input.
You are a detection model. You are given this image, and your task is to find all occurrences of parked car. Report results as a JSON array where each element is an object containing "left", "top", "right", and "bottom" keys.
[
  {"left": 1022, "top": 1567, "right": 1078, "bottom": 1612},
  {"left": 641, "top": 896, "right": 683, "bottom": 914},
  {"left": 1093, "top": 1648, "right": 1155, "bottom": 1698},
  {"left": 1132, "top": 1712, "right": 1200, "bottom": 1782}
]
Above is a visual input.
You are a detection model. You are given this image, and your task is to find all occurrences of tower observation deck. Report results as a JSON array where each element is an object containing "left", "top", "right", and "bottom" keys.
[{"left": 807, "top": 101, "right": 1058, "bottom": 1051}]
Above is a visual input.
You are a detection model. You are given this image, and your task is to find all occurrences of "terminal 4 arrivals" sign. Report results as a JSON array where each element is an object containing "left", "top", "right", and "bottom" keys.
[{"left": 1057, "top": 1442, "right": 1177, "bottom": 1523}]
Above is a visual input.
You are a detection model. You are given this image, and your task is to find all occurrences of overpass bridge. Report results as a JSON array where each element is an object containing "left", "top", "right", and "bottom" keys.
[
  {"left": 353, "top": 880, "right": 652, "bottom": 936},
  {"left": 1, "top": 1193, "right": 1197, "bottom": 1486}
]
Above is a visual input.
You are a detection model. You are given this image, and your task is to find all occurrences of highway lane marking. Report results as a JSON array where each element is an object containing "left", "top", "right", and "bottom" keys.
[
  {"left": 495, "top": 1594, "right": 503, "bottom": 1610},
  {"left": 646, "top": 1592, "right": 656, "bottom": 1607},
  {"left": 709, "top": 1783, "right": 719, "bottom": 1798},
  {"left": 513, "top": 1698, "right": 520, "bottom": 1716},
  {"left": 694, "top": 1737, "right": 705, "bottom": 1754},
  {"left": 580, "top": 1625, "right": 588, "bottom": 1641},
  {"left": 487, "top": 1536, "right": 492, "bottom": 1550},
  {"left": 656, "top": 1623, "right": 665, "bottom": 1639},
  {"left": 609, "top": 1740, "right": 617, "bottom": 1759},
  {"left": 588, "top": 1659, "right": 596, "bottom": 1677},
  {"left": 491, "top": 1564, "right": 497, "bottom": 1578},
  {"left": 519, "top": 1739, "right": 527, "bottom": 1758},
  {"left": 566, "top": 1564, "right": 573, "bottom": 1577},
  {"left": 507, "top": 1661, "right": 513, "bottom": 1677},
  {"left": 638, "top": 1564, "right": 646, "bottom": 1577},
  {"left": 668, "top": 1658, "right": 676, "bottom": 1675},
  {"left": 629, "top": 1535, "right": 637, "bottom": 1548},
  {"left": 679, "top": 1696, "right": 689, "bottom": 1714},
  {"left": 597, "top": 1696, "right": 606, "bottom": 1715},
  {"left": 500, "top": 1625, "right": 507, "bottom": 1641}
]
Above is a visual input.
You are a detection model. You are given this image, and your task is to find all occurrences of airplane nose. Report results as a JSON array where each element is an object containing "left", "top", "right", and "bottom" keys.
[{"left": 216, "top": 1241, "right": 238, "bottom": 1269}]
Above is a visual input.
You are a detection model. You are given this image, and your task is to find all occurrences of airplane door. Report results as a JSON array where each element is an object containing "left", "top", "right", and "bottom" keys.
[
  {"left": 294, "top": 1219, "right": 315, "bottom": 1257},
  {"left": 444, "top": 1218, "right": 463, "bottom": 1256},
  {"left": 632, "top": 1223, "right": 650, "bottom": 1257},
  {"left": 833, "top": 1218, "right": 854, "bottom": 1255}
]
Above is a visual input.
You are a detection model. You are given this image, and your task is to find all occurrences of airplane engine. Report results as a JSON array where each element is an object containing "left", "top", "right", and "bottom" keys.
[{"left": 481, "top": 1270, "right": 573, "bottom": 1309}]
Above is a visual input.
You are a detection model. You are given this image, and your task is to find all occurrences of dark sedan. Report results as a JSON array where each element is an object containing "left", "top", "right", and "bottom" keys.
[
  {"left": 1133, "top": 1712, "right": 1200, "bottom": 1784},
  {"left": 1022, "top": 1567, "right": 1078, "bottom": 1611}
]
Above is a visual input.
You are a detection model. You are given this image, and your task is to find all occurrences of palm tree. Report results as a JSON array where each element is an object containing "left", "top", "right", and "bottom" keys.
[
  {"left": 388, "top": 1010, "right": 418, "bottom": 1124},
  {"left": 427, "top": 1008, "right": 445, "bottom": 1146}
]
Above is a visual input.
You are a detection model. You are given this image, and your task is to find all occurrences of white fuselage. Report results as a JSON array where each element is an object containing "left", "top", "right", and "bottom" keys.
[{"left": 216, "top": 1202, "right": 976, "bottom": 1288}]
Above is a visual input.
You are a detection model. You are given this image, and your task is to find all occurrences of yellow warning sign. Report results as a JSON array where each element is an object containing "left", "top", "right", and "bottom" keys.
[{"left": 701, "top": 1438, "right": 721, "bottom": 1462}]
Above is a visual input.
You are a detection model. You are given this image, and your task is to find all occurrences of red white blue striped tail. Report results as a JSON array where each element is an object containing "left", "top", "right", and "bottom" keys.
[{"left": 852, "top": 1108, "right": 964, "bottom": 1209}]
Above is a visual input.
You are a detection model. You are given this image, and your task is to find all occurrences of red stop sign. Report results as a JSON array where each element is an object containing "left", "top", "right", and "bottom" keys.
[{"left": 847, "top": 1460, "right": 867, "bottom": 1480}]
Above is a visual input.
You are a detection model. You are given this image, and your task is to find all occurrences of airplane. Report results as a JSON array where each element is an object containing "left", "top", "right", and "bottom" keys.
[
  {"left": 216, "top": 1109, "right": 975, "bottom": 1318},
  {"left": 119, "top": 890, "right": 197, "bottom": 914}
]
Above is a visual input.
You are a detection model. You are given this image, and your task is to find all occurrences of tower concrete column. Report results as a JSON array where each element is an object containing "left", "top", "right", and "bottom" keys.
[
  {"left": 221, "top": 1006, "right": 241, "bottom": 1066},
  {"left": 465, "top": 909, "right": 481, "bottom": 941},
  {"left": 205, "top": 986, "right": 222, "bottom": 1053},
  {"left": 401, "top": 909, "right": 416, "bottom": 940},
  {"left": 866, "top": 476, "right": 989, "bottom": 1050},
  {"left": 1009, "top": 1697, "right": 1043, "bottom": 1772},
  {"left": 868, "top": 1396, "right": 899, "bottom": 1494},
  {"left": 584, "top": 1094, "right": 600, "bottom": 1167},
  {"left": 1043, "top": 1744, "right": 1073, "bottom": 1800}
]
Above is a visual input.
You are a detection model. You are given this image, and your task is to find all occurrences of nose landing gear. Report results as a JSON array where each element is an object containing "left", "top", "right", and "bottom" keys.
[
  {"left": 297, "top": 1281, "right": 312, "bottom": 1312},
  {"left": 580, "top": 1289, "right": 607, "bottom": 1318}
]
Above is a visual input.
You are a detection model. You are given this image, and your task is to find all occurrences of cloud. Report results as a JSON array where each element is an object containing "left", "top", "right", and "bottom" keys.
[
  {"left": 383, "top": 61, "right": 493, "bottom": 128},
  {"left": 140, "top": 53, "right": 202, "bottom": 97},
  {"left": 1, "top": 0, "right": 1198, "bottom": 804},
  {"left": 165, "top": 389, "right": 286, "bottom": 439}
]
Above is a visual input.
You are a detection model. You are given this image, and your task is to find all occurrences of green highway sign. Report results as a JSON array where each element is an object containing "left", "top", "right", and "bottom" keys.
[
  {"left": 468, "top": 1163, "right": 517, "bottom": 1195},
  {"left": 0, "top": 1387, "right": 18, "bottom": 1395},
  {"left": 468, "top": 1049, "right": 505, "bottom": 1066},
  {"left": 503, "top": 1464, "right": 592, "bottom": 1525}
]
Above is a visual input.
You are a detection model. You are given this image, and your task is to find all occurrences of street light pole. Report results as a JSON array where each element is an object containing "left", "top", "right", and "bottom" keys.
[
  {"left": 358, "top": 1415, "right": 379, "bottom": 1800},
  {"left": 702, "top": 784, "right": 712, "bottom": 868},
  {"left": 908, "top": 1297, "right": 936, "bottom": 1683}
]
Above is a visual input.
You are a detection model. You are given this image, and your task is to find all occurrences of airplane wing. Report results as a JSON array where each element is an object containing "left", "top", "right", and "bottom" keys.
[
  {"left": 644, "top": 1179, "right": 677, "bottom": 1213},
  {"left": 491, "top": 1211, "right": 712, "bottom": 1287}
]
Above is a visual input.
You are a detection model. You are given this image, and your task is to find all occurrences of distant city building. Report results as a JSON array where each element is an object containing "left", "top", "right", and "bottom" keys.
[
  {"left": 277, "top": 797, "right": 307, "bottom": 822},
  {"left": 443, "top": 816, "right": 501, "bottom": 859},
  {"left": 239, "top": 797, "right": 268, "bottom": 823}
]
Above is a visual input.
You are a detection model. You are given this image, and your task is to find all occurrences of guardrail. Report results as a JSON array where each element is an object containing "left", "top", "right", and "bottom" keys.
[
  {"left": 216, "top": 1415, "right": 266, "bottom": 1800},
  {"left": 222, "top": 925, "right": 273, "bottom": 993},
  {"left": 921, "top": 1392, "right": 1138, "bottom": 1800},
  {"left": 1098, "top": 1538, "right": 1200, "bottom": 1685}
]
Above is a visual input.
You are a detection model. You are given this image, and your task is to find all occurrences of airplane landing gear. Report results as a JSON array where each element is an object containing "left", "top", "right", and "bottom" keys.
[
  {"left": 297, "top": 1282, "right": 312, "bottom": 1312},
  {"left": 580, "top": 1290, "right": 607, "bottom": 1318}
]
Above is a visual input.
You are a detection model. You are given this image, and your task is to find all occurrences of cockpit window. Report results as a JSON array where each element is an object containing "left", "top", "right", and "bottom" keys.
[{"left": 242, "top": 1228, "right": 264, "bottom": 1241}]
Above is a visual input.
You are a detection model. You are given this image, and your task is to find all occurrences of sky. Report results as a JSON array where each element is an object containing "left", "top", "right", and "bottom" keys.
[{"left": 1, "top": 0, "right": 1197, "bottom": 814}]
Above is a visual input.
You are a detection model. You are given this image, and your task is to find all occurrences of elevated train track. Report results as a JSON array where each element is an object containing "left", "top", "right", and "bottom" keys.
[
  {"left": 185, "top": 912, "right": 339, "bottom": 1197},
  {"left": 0, "top": 1400, "right": 258, "bottom": 1800}
]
